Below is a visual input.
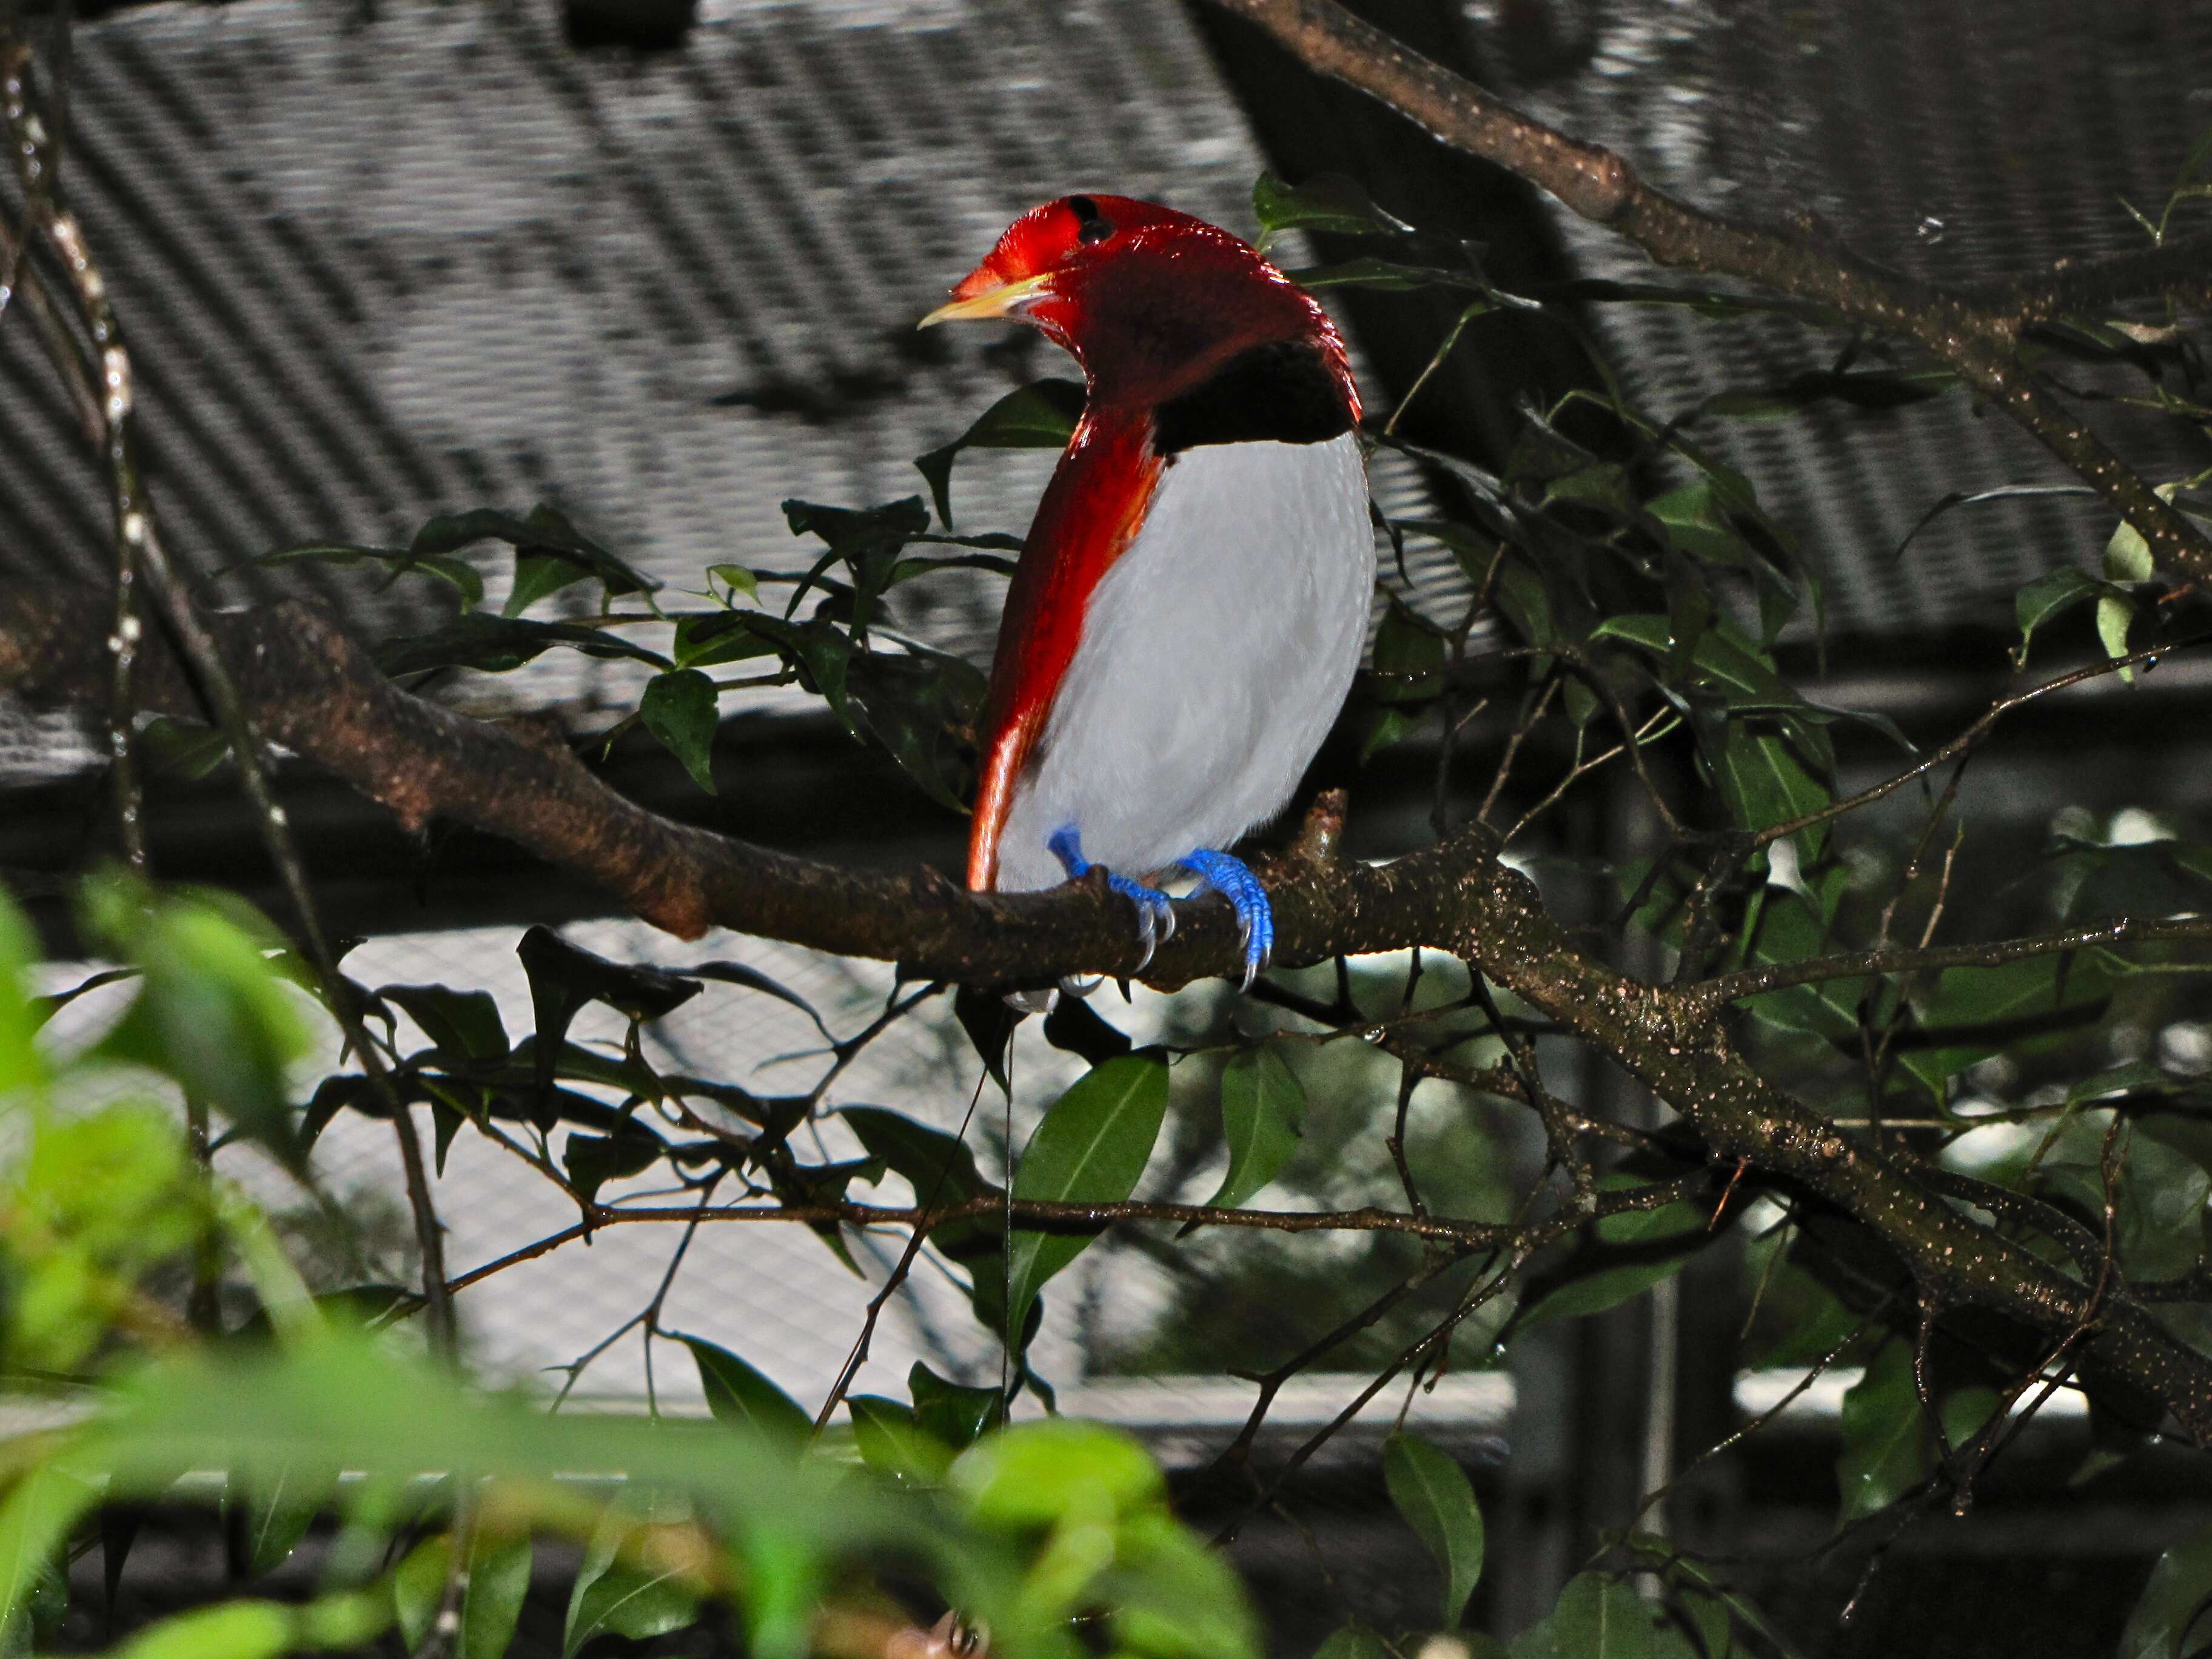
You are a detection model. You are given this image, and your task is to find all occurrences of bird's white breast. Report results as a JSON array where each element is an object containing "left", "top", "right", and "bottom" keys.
[{"left": 995, "top": 431, "right": 1373, "bottom": 891}]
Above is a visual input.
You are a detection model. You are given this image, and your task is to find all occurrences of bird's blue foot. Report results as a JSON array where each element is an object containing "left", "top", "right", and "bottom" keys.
[
  {"left": 1178, "top": 848, "right": 1273, "bottom": 990},
  {"left": 1050, "top": 825, "right": 1177, "bottom": 971}
]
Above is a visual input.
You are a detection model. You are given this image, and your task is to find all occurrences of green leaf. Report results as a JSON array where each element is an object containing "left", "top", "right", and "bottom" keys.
[
  {"left": 394, "top": 1532, "right": 534, "bottom": 1659},
  {"left": 952, "top": 1419, "right": 1165, "bottom": 1529},
  {"left": 2119, "top": 1517, "right": 2212, "bottom": 1659},
  {"left": 515, "top": 926, "right": 699, "bottom": 1104},
  {"left": 84, "top": 877, "right": 311, "bottom": 1171},
  {"left": 1201, "top": 1048, "right": 1305, "bottom": 1213},
  {"left": 1835, "top": 1342, "right": 1931, "bottom": 1525},
  {"left": 709, "top": 563, "right": 760, "bottom": 602},
  {"left": 909, "top": 1362, "right": 1003, "bottom": 1450},
  {"left": 672, "top": 611, "right": 775, "bottom": 671},
  {"left": 680, "top": 1335, "right": 812, "bottom": 1441},
  {"left": 378, "top": 984, "right": 510, "bottom": 1062},
  {"left": 1371, "top": 596, "right": 1449, "bottom": 703},
  {"left": 1252, "top": 171, "right": 1413, "bottom": 238},
  {"left": 503, "top": 551, "right": 595, "bottom": 618},
  {"left": 1513, "top": 1177, "right": 1709, "bottom": 1330},
  {"left": 233, "top": 1464, "right": 320, "bottom": 1577},
  {"left": 1894, "top": 483, "right": 2100, "bottom": 567},
  {"left": 847, "top": 1396, "right": 954, "bottom": 1486},
  {"left": 1713, "top": 729, "right": 1829, "bottom": 856},
  {"left": 561, "top": 1124, "right": 666, "bottom": 1204},
  {"left": 640, "top": 668, "right": 722, "bottom": 794},
  {"left": 1105, "top": 1508, "right": 1262, "bottom": 1659},
  {"left": 914, "top": 380, "right": 1085, "bottom": 527},
  {"left": 375, "top": 614, "right": 671, "bottom": 678},
  {"left": 1644, "top": 478, "right": 1744, "bottom": 565},
  {"left": 0, "top": 1467, "right": 96, "bottom": 1652},
  {"left": 562, "top": 1501, "right": 702, "bottom": 1659},
  {"left": 2107, "top": 512, "right": 2158, "bottom": 585},
  {"left": 1550, "top": 1574, "right": 1653, "bottom": 1659},
  {"left": 2098, "top": 588, "right": 2140, "bottom": 683},
  {"left": 1898, "top": 951, "right": 2113, "bottom": 1091},
  {"left": 1383, "top": 1432, "right": 1484, "bottom": 1626},
  {"left": 0, "top": 886, "right": 45, "bottom": 1101},
  {"left": 110, "top": 1602, "right": 296, "bottom": 1659},
  {"left": 410, "top": 504, "right": 661, "bottom": 602},
  {"left": 2013, "top": 566, "right": 2102, "bottom": 665},
  {"left": 1002, "top": 1053, "right": 1170, "bottom": 1347}
]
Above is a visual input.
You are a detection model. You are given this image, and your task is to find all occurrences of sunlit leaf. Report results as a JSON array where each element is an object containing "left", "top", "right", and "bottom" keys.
[
  {"left": 910, "top": 1362, "right": 1003, "bottom": 1451},
  {"left": 952, "top": 1419, "right": 1164, "bottom": 1529}
]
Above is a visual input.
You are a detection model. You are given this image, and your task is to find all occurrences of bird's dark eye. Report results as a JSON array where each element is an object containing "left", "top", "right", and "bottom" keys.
[{"left": 1068, "top": 195, "right": 1113, "bottom": 244}]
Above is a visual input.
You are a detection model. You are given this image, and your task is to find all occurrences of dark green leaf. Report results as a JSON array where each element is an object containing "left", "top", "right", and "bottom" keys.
[
  {"left": 1894, "top": 484, "right": 2100, "bottom": 566},
  {"left": 640, "top": 669, "right": 721, "bottom": 794},
  {"left": 914, "top": 380, "right": 1085, "bottom": 526},
  {"left": 2118, "top": 1520, "right": 2212, "bottom": 1659},
  {"left": 1836, "top": 1342, "right": 1931, "bottom": 1525},
  {"left": 378, "top": 984, "right": 509, "bottom": 1062},
  {"left": 1200, "top": 1048, "right": 1305, "bottom": 1214},
  {"left": 516, "top": 927, "right": 700, "bottom": 1105},
  {"left": 1003, "top": 1053, "right": 1170, "bottom": 1346},
  {"left": 1550, "top": 1574, "right": 1654, "bottom": 1659},
  {"left": 375, "top": 614, "right": 670, "bottom": 678},
  {"left": 672, "top": 611, "right": 776, "bottom": 671},
  {"left": 561, "top": 1125, "right": 666, "bottom": 1204},
  {"left": 1252, "top": 172, "right": 1413, "bottom": 238},
  {"left": 503, "top": 551, "right": 595, "bottom": 618},
  {"left": 1043, "top": 996, "right": 1133, "bottom": 1065},
  {"left": 679, "top": 1335, "right": 812, "bottom": 1441},
  {"left": 410, "top": 504, "right": 660, "bottom": 600},
  {"left": 910, "top": 1362, "right": 1003, "bottom": 1450},
  {"left": 1371, "top": 597, "right": 1449, "bottom": 703},
  {"left": 1513, "top": 1179, "right": 1709, "bottom": 1330},
  {"left": 843, "top": 646, "right": 988, "bottom": 813},
  {"left": 209, "top": 541, "right": 484, "bottom": 608},
  {"left": 846, "top": 1397, "right": 954, "bottom": 1486},
  {"left": 231, "top": 1466, "right": 319, "bottom": 1578},
  {"left": 1384, "top": 1432, "right": 1484, "bottom": 1626},
  {"left": 954, "top": 986, "right": 1019, "bottom": 1094},
  {"left": 1899, "top": 952, "right": 2113, "bottom": 1091},
  {"left": 681, "top": 961, "right": 833, "bottom": 1041},
  {"left": 562, "top": 1501, "right": 701, "bottom": 1659},
  {"left": 395, "top": 1532, "right": 534, "bottom": 1659}
]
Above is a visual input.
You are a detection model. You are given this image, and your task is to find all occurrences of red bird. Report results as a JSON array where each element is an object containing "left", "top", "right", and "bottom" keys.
[{"left": 922, "top": 195, "right": 1370, "bottom": 990}]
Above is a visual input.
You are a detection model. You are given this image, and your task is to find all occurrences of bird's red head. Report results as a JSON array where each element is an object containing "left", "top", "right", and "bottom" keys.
[{"left": 923, "top": 194, "right": 1358, "bottom": 417}]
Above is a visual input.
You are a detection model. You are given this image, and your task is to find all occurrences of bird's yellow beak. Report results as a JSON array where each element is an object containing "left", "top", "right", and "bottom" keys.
[{"left": 919, "top": 271, "right": 1056, "bottom": 328}]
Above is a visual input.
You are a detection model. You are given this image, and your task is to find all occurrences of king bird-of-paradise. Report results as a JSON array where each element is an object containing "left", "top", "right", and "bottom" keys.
[{"left": 922, "top": 194, "right": 1372, "bottom": 999}]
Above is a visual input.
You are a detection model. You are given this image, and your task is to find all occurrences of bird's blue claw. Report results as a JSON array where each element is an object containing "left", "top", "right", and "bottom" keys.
[
  {"left": 1177, "top": 848, "right": 1272, "bottom": 990},
  {"left": 1050, "top": 826, "right": 1178, "bottom": 973}
]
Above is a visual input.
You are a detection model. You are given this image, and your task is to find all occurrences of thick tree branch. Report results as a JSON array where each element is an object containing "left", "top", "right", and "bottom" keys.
[
  {"left": 1203, "top": 0, "right": 2212, "bottom": 583},
  {"left": 7, "top": 578, "right": 2211, "bottom": 1439}
]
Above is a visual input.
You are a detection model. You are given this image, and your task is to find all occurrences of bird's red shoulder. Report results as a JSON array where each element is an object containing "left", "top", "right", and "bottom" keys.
[{"left": 965, "top": 407, "right": 1163, "bottom": 891}]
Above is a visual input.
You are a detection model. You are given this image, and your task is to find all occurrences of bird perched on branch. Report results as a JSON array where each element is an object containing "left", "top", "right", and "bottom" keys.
[{"left": 923, "top": 194, "right": 1371, "bottom": 996}]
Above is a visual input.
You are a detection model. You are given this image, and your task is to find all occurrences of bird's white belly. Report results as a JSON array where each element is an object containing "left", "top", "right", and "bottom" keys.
[{"left": 996, "top": 431, "right": 1373, "bottom": 891}]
